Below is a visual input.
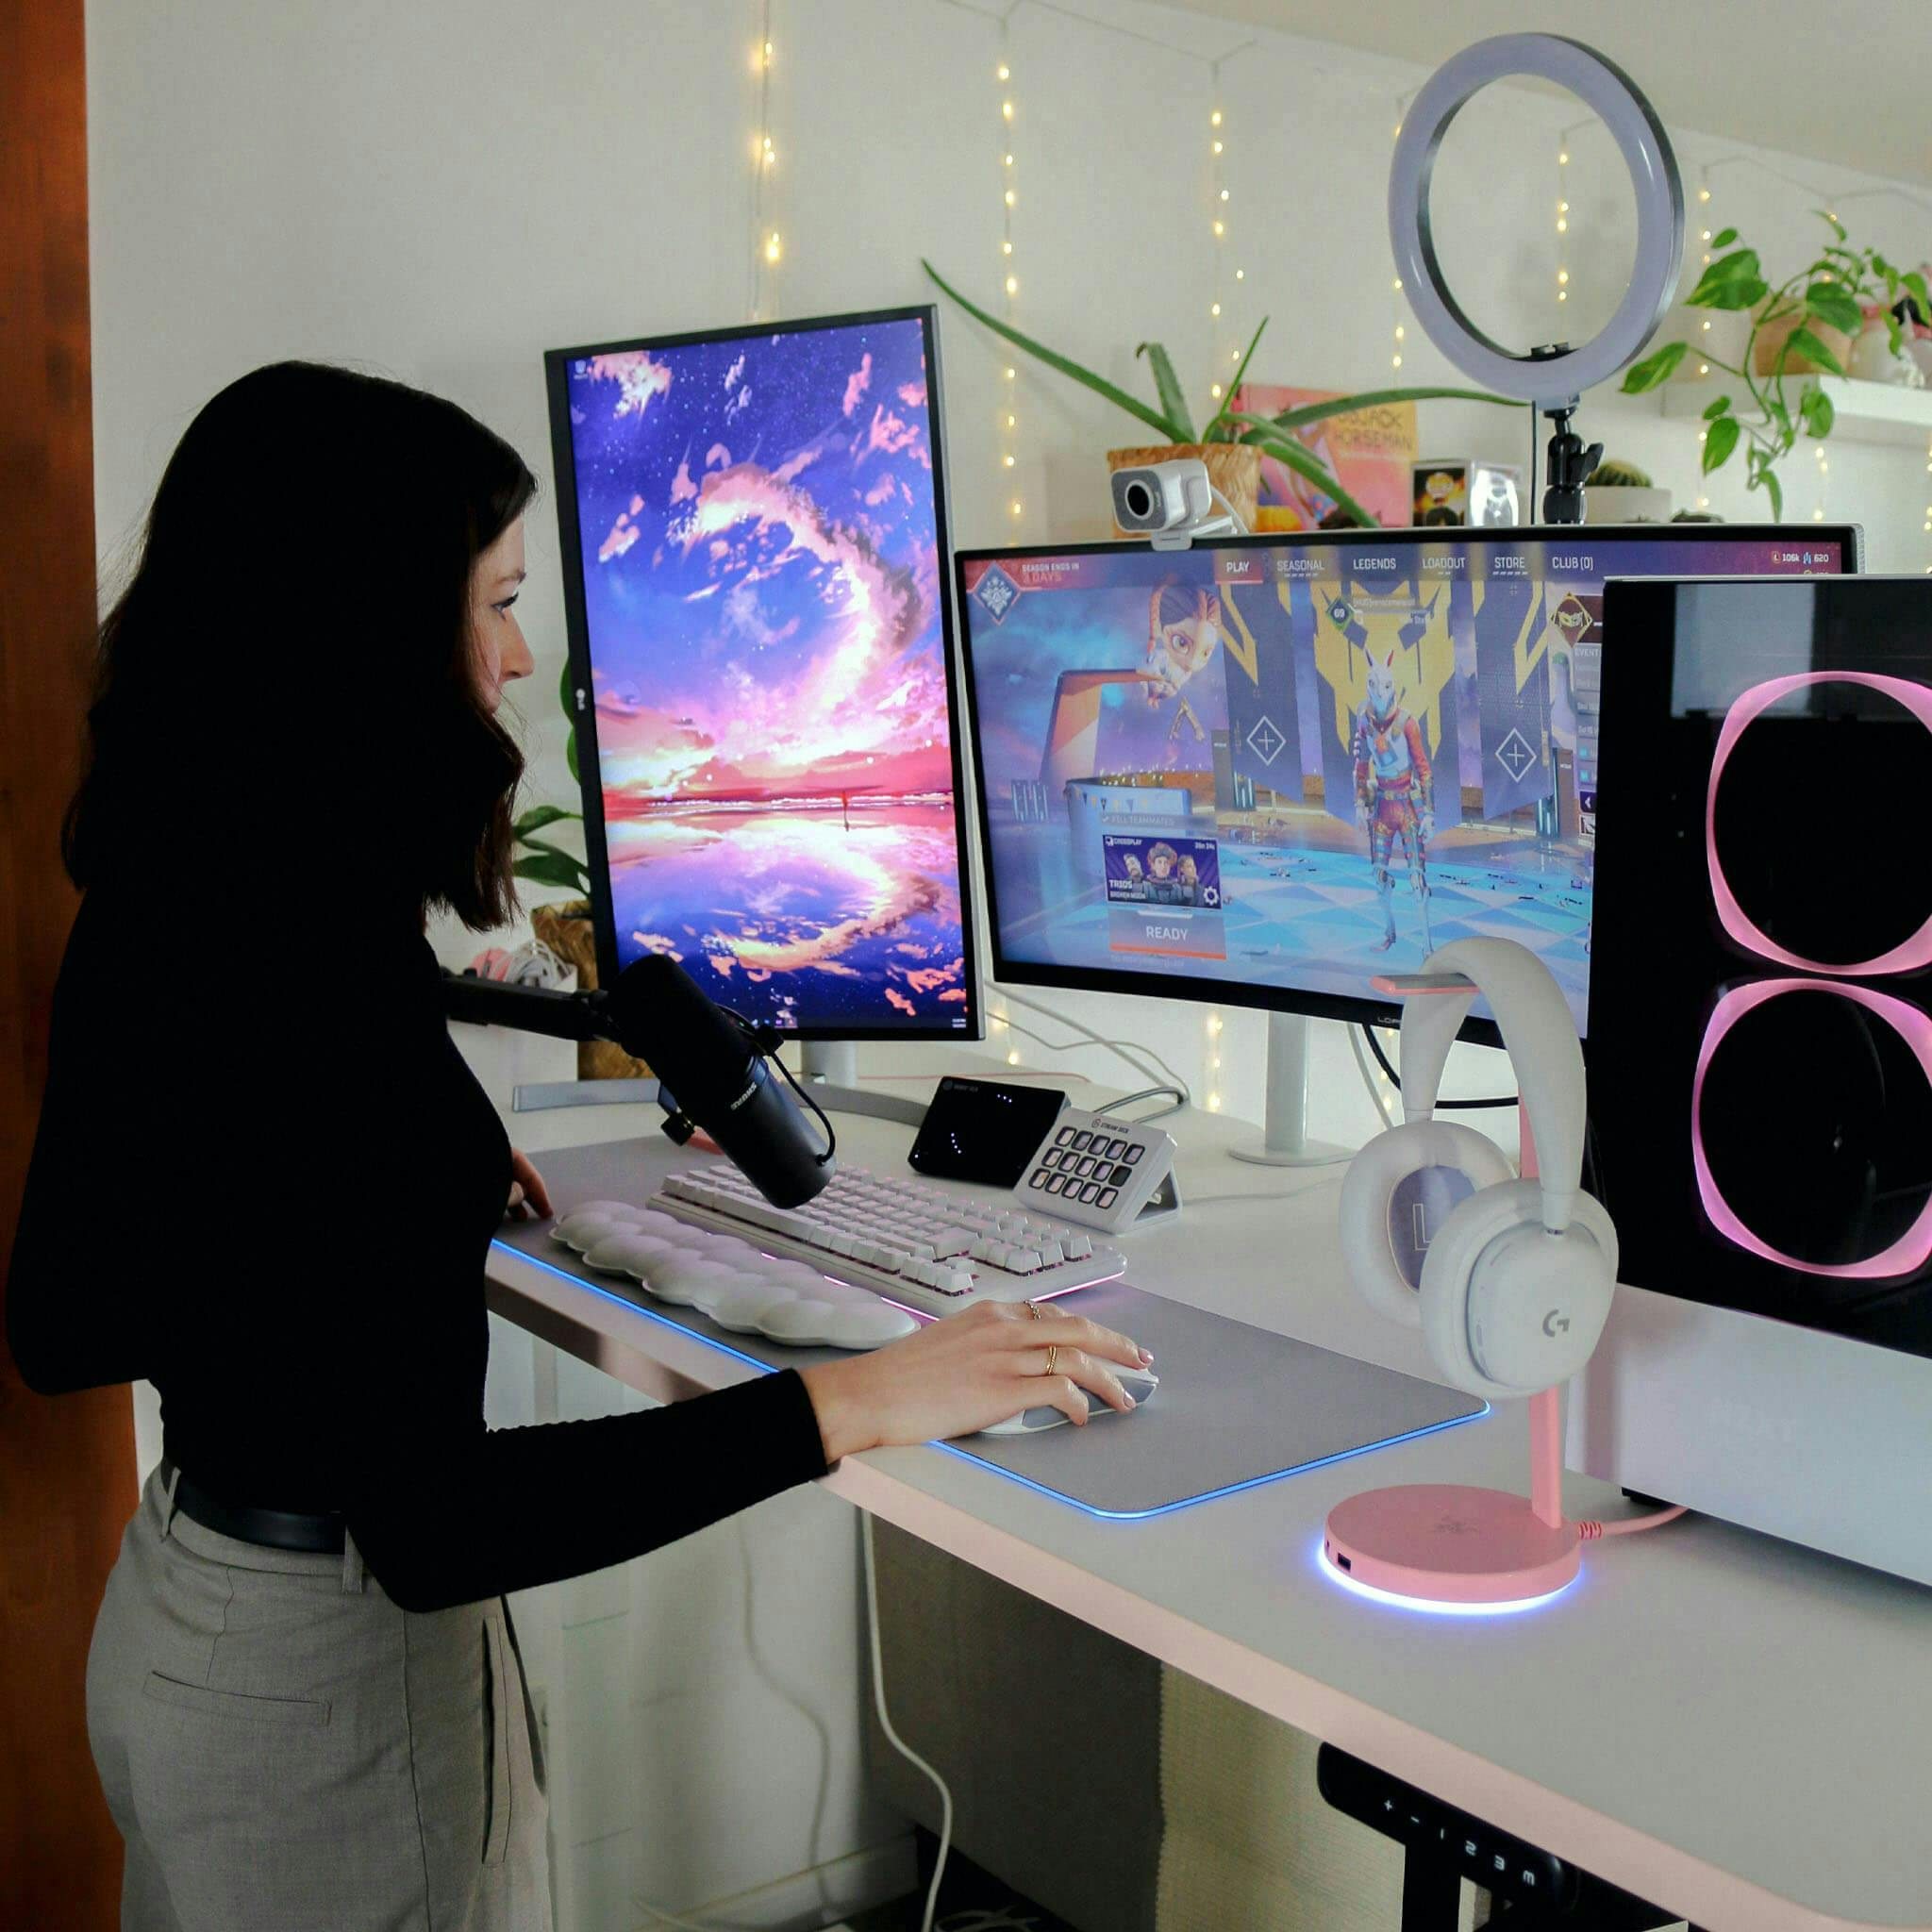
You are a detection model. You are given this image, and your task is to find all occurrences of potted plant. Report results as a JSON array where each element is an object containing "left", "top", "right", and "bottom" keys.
[
  {"left": 510, "top": 661, "right": 652, "bottom": 1081},
  {"left": 1621, "top": 212, "right": 1932, "bottom": 520},
  {"left": 922, "top": 261, "right": 1517, "bottom": 529},
  {"left": 1581, "top": 458, "right": 1672, "bottom": 525}
]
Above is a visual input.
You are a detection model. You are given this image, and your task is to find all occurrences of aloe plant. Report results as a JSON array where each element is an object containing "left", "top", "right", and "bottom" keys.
[
  {"left": 922, "top": 259, "right": 1520, "bottom": 528},
  {"left": 1620, "top": 211, "right": 1932, "bottom": 522}
]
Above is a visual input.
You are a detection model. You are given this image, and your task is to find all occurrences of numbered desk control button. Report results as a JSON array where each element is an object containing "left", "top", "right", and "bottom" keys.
[
  {"left": 1098, "top": 1188, "right": 1118, "bottom": 1209},
  {"left": 1080, "top": 1183, "right": 1101, "bottom": 1204},
  {"left": 1106, "top": 1139, "right": 1127, "bottom": 1159},
  {"left": 1027, "top": 1171, "right": 1047, "bottom": 1189},
  {"left": 1124, "top": 1144, "right": 1144, "bottom": 1164},
  {"left": 1055, "top": 1126, "right": 1076, "bottom": 1147},
  {"left": 1110, "top": 1164, "right": 1134, "bottom": 1187}
]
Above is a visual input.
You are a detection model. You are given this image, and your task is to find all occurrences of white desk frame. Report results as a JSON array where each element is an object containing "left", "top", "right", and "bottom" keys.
[{"left": 484, "top": 1091, "right": 1932, "bottom": 1932}]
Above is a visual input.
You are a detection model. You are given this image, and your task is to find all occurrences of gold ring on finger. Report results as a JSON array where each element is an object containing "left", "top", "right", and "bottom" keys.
[
  {"left": 1023, "top": 1300, "right": 1044, "bottom": 1321},
  {"left": 1042, "top": 1343, "right": 1058, "bottom": 1377}
]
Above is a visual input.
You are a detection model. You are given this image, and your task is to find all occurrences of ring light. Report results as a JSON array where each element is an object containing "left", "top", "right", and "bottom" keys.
[
  {"left": 1388, "top": 34, "right": 1684, "bottom": 522},
  {"left": 1389, "top": 34, "right": 1684, "bottom": 407},
  {"left": 1707, "top": 674, "right": 1932, "bottom": 977}
]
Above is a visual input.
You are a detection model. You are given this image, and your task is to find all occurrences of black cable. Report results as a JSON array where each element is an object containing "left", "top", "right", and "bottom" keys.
[
  {"left": 1526, "top": 401, "right": 1539, "bottom": 525},
  {"left": 1361, "top": 1024, "right": 1518, "bottom": 1111},
  {"left": 770, "top": 1048, "right": 839, "bottom": 1167}
]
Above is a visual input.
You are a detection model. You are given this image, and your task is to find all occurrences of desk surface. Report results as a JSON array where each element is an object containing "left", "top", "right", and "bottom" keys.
[{"left": 482, "top": 1081, "right": 1932, "bottom": 1932}]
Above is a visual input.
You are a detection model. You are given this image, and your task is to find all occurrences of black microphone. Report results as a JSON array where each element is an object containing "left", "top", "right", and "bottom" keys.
[{"left": 604, "top": 955, "right": 835, "bottom": 1208}]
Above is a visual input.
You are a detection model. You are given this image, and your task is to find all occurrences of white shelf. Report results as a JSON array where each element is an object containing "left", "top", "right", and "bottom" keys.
[{"left": 1661, "top": 374, "right": 1932, "bottom": 449}]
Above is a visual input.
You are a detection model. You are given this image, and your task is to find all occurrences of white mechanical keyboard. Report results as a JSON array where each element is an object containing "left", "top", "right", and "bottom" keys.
[{"left": 652, "top": 1163, "right": 1127, "bottom": 1318}]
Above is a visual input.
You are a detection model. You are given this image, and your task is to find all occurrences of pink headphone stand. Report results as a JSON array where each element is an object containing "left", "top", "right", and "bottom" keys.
[
  {"left": 1323, "top": 974, "right": 1581, "bottom": 1607},
  {"left": 1323, "top": 1388, "right": 1579, "bottom": 1606}
]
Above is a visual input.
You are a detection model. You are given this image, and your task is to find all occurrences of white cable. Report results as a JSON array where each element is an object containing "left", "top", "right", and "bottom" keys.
[
  {"left": 995, "top": 1013, "right": 1186, "bottom": 1121},
  {"left": 634, "top": 1901, "right": 753, "bottom": 1932},
  {"left": 994, "top": 984, "right": 1193, "bottom": 1110},
  {"left": 863, "top": 1510, "right": 955, "bottom": 1932},
  {"left": 1349, "top": 1022, "right": 1398, "bottom": 1131},
  {"left": 1207, "top": 482, "right": 1252, "bottom": 535}
]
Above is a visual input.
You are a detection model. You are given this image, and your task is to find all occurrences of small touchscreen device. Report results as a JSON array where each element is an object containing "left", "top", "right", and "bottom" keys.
[{"left": 908, "top": 1077, "right": 1069, "bottom": 1189}]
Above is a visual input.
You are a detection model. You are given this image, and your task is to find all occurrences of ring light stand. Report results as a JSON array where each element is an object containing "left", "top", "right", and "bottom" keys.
[
  {"left": 1387, "top": 34, "right": 1685, "bottom": 525},
  {"left": 1324, "top": 973, "right": 1580, "bottom": 1607}
]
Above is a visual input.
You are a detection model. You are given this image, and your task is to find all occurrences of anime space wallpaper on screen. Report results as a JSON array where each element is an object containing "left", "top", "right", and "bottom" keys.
[
  {"left": 960, "top": 533, "right": 1844, "bottom": 1033},
  {"left": 559, "top": 316, "right": 971, "bottom": 1034}
]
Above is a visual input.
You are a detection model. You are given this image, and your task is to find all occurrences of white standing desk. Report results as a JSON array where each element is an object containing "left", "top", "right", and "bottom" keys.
[{"left": 483, "top": 1088, "right": 1932, "bottom": 1932}]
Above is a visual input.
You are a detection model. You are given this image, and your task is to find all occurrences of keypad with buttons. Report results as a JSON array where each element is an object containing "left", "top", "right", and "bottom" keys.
[{"left": 1012, "top": 1109, "right": 1174, "bottom": 1235}]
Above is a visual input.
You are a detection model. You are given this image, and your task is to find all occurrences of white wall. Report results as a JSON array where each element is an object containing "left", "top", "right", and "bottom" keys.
[{"left": 89, "top": 2, "right": 1932, "bottom": 1924}]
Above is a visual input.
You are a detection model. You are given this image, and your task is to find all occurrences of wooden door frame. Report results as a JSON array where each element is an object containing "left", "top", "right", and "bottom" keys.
[{"left": 1, "top": 3, "right": 138, "bottom": 1925}]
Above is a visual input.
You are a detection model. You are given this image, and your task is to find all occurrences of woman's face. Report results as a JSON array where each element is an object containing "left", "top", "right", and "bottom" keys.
[{"left": 469, "top": 516, "right": 534, "bottom": 713}]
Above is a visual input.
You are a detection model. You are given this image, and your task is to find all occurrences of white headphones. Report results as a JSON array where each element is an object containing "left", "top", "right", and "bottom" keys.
[{"left": 1340, "top": 938, "right": 1618, "bottom": 1402}]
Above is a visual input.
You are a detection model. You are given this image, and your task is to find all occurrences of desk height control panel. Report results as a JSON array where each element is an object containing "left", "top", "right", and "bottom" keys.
[{"left": 1316, "top": 1745, "right": 1700, "bottom": 1930}]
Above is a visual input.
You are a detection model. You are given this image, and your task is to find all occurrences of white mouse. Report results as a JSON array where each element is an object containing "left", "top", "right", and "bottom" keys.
[{"left": 975, "top": 1364, "right": 1159, "bottom": 1437}]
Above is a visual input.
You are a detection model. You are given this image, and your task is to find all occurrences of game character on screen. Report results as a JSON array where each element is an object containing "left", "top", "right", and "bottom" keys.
[
  {"left": 1145, "top": 582, "right": 1223, "bottom": 749},
  {"left": 1145, "top": 841, "right": 1181, "bottom": 906},
  {"left": 1177, "top": 853, "right": 1199, "bottom": 907},
  {"left": 1353, "top": 649, "right": 1435, "bottom": 953},
  {"left": 1120, "top": 851, "right": 1147, "bottom": 901}
]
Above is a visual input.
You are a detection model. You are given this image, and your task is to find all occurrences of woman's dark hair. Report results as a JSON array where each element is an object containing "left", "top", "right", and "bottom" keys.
[{"left": 65, "top": 360, "right": 538, "bottom": 930}]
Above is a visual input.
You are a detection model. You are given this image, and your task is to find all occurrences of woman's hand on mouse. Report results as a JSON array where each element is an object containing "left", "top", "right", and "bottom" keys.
[
  {"left": 504, "top": 1149, "right": 552, "bottom": 1221},
  {"left": 798, "top": 1301, "right": 1153, "bottom": 1462}
]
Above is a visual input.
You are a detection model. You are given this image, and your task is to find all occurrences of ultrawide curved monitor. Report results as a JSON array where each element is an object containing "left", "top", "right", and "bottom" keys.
[
  {"left": 544, "top": 306, "right": 977, "bottom": 1041},
  {"left": 958, "top": 525, "right": 1858, "bottom": 1041}
]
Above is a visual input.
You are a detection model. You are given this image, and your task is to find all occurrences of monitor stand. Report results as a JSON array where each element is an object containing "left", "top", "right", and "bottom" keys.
[
  {"left": 1228, "top": 1012, "right": 1352, "bottom": 1168},
  {"left": 797, "top": 1040, "right": 929, "bottom": 1128}
]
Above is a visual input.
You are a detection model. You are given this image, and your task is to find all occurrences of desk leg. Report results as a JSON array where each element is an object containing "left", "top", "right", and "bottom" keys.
[{"left": 1402, "top": 1852, "right": 1464, "bottom": 1932}]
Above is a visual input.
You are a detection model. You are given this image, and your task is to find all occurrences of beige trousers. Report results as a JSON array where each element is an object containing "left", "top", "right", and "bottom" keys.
[{"left": 86, "top": 1467, "right": 551, "bottom": 1931}]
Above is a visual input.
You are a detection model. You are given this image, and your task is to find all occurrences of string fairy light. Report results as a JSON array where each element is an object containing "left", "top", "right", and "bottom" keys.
[
  {"left": 1202, "top": 53, "right": 1257, "bottom": 406},
  {"left": 1924, "top": 435, "right": 1932, "bottom": 558},
  {"left": 1208, "top": 56, "right": 1230, "bottom": 392},
  {"left": 748, "top": 4, "right": 779, "bottom": 319},
  {"left": 1206, "top": 1010, "right": 1224, "bottom": 1111},
  {"left": 995, "top": 13, "right": 1023, "bottom": 523},
  {"left": 1554, "top": 118, "right": 1591, "bottom": 320}
]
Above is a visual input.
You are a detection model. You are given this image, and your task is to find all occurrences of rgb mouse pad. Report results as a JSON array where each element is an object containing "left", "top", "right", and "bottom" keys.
[{"left": 490, "top": 1142, "right": 1485, "bottom": 1520}]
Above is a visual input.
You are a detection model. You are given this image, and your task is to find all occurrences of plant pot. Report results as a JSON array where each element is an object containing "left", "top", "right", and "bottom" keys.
[
  {"left": 1845, "top": 320, "right": 1925, "bottom": 387},
  {"left": 1753, "top": 310, "right": 1852, "bottom": 377},
  {"left": 1583, "top": 485, "right": 1673, "bottom": 525},
  {"left": 1107, "top": 442, "right": 1261, "bottom": 537},
  {"left": 529, "top": 899, "right": 654, "bottom": 1083}
]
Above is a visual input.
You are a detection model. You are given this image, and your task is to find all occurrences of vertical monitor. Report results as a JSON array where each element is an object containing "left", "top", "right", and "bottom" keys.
[
  {"left": 545, "top": 307, "right": 977, "bottom": 1040},
  {"left": 957, "top": 526, "right": 1857, "bottom": 1039}
]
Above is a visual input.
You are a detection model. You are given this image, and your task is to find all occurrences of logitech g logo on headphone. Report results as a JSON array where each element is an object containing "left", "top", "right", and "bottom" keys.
[{"left": 1542, "top": 1308, "right": 1571, "bottom": 1338}]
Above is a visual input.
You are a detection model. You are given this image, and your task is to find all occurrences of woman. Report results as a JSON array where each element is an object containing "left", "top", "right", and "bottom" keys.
[{"left": 8, "top": 362, "right": 1147, "bottom": 1932}]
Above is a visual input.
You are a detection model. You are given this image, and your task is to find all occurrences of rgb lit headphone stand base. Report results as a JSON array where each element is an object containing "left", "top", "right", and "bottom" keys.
[
  {"left": 1324, "top": 970, "right": 1582, "bottom": 1608},
  {"left": 1323, "top": 1387, "right": 1579, "bottom": 1606}
]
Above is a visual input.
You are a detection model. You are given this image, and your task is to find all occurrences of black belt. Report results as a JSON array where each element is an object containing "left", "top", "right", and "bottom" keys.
[{"left": 160, "top": 1457, "right": 347, "bottom": 1556}]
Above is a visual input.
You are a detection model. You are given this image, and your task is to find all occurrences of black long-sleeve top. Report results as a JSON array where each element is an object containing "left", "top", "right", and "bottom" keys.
[{"left": 7, "top": 881, "right": 830, "bottom": 1612}]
